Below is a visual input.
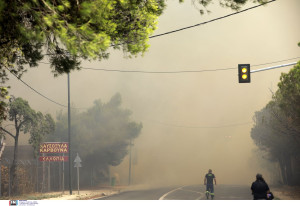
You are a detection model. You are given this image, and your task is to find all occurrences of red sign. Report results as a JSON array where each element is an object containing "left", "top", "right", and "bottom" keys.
[
  {"left": 40, "top": 142, "right": 69, "bottom": 153},
  {"left": 39, "top": 156, "right": 69, "bottom": 162}
]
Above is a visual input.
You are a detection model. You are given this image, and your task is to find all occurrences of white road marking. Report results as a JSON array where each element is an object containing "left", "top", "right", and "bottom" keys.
[
  {"left": 159, "top": 186, "right": 185, "bottom": 200},
  {"left": 159, "top": 185, "right": 205, "bottom": 200}
]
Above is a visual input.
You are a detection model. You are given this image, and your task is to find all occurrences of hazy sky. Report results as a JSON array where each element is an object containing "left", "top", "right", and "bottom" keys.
[{"left": 5, "top": 0, "right": 300, "bottom": 186}]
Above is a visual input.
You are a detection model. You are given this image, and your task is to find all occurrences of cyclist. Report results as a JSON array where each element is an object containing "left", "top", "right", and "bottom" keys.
[{"left": 204, "top": 169, "right": 217, "bottom": 199}]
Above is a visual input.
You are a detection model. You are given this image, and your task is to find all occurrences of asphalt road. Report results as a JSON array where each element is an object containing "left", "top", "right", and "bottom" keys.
[{"left": 98, "top": 184, "right": 253, "bottom": 200}]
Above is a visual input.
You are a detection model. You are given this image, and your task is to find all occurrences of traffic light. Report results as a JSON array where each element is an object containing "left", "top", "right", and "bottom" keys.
[{"left": 238, "top": 64, "right": 250, "bottom": 83}]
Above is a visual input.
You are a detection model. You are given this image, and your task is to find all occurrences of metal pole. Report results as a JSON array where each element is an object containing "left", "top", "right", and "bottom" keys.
[
  {"left": 48, "top": 162, "right": 50, "bottom": 192},
  {"left": 91, "top": 167, "right": 93, "bottom": 187},
  {"left": 62, "top": 161, "right": 64, "bottom": 194},
  {"left": 128, "top": 139, "right": 132, "bottom": 185},
  {"left": 251, "top": 62, "right": 297, "bottom": 73},
  {"left": 42, "top": 153, "right": 45, "bottom": 193},
  {"left": 68, "top": 73, "right": 72, "bottom": 195},
  {"left": 77, "top": 167, "right": 79, "bottom": 195}
]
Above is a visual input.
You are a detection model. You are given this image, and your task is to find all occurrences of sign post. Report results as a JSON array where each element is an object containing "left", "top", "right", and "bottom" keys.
[
  {"left": 74, "top": 153, "right": 82, "bottom": 195},
  {"left": 39, "top": 142, "right": 69, "bottom": 193}
]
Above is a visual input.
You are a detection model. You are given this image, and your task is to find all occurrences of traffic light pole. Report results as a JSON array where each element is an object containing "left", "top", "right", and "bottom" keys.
[{"left": 251, "top": 62, "right": 297, "bottom": 73}]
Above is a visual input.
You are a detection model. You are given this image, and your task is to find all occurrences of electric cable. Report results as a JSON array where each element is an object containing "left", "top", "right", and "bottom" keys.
[
  {"left": 148, "top": 0, "right": 276, "bottom": 39},
  {"left": 6, "top": 68, "right": 85, "bottom": 109},
  {"left": 7, "top": 56, "right": 299, "bottom": 110},
  {"left": 80, "top": 56, "right": 300, "bottom": 74},
  {"left": 154, "top": 121, "right": 253, "bottom": 129}
]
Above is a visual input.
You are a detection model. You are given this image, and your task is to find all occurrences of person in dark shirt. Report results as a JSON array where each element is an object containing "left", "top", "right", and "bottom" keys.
[
  {"left": 204, "top": 169, "right": 217, "bottom": 199},
  {"left": 251, "top": 173, "right": 270, "bottom": 200}
]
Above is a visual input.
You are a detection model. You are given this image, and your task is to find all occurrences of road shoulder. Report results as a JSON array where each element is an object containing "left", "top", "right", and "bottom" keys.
[{"left": 271, "top": 186, "right": 300, "bottom": 200}]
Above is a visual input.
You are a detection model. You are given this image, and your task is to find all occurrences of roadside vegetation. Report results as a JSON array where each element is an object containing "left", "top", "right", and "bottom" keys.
[{"left": 251, "top": 61, "right": 300, "bottom": 186}]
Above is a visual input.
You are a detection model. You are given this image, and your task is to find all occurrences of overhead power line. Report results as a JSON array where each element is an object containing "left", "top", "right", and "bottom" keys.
[
  {"left": 7, "top": 68, "right": 68, "bottom": 108},
  {"left": 149, "top": 120, "right": 253, "bottom": 129},
  {"left": 80, "top": 57, "right": 300, "bottom": 73},
  {"left": 8, "top": 57, "right": 299, "bottom": 110},
  {"left": 148, "top": 0, "right": 276, "bottom": 39},
  {"left": 6, "top": 68, "right": 254, "bottom": 129},
  {"left": 251, "top": 57, "right": 300, "bottom": 68},
  {"left": 6, "top": 68, "right": 85, "bottom": 110},
  {"left": 108, "top": 1, "right": 276, "bottom": 47}
]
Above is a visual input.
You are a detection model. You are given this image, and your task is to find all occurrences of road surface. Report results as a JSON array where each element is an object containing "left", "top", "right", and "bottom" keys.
[{"left": 98, "top": 184, "right": 253, "bottom": 200}]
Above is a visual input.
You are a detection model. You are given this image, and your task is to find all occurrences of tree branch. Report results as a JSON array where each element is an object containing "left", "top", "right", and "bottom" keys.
[
  {"left": 269, "top": 108, "right": 300, "bottom": 145},
  {"left": 16, "top": 118, "right": 31, "bottom": 133},
  {"left": 0, "top": 127, "right": 15, "bottom": 139},
  {"left": 40, "top": 0, "right": 58, "bottom": 15}
]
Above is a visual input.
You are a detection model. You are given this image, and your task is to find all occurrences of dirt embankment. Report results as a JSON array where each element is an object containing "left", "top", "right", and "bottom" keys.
[{"left": 272, "top": 186, "right": 300, "bottom": 200}]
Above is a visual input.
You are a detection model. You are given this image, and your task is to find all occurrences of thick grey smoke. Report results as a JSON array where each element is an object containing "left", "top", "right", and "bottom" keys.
[{"left": 6, "top": 0, "right": 300, "bottom": 187}]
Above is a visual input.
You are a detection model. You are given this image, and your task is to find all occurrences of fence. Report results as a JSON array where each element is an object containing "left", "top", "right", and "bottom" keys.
[{"left": 0, "top": 158, "right": 68, "bottom": 197}]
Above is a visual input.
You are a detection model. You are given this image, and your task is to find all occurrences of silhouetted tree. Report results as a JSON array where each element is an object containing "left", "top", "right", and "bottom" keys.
[
  {"left": 49, "top": 93, "right": 142, "bottom": 186},
  {"left": 251, "top": 61, "right": 300, "bottom": 185},
  {"left": 0, "top": 97, "right": 54, "bottom": 194}
]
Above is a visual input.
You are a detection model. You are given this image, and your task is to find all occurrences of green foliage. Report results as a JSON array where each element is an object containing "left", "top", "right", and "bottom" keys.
[
  {"left": 4, "top": 97, "right": 54, "bottom": 150},
  {"left": 251, "top": 104, "right": 298, "bottom": 160},
  {"left": 0, "top": 0, "right": 270, "bottom": 124},
  {"left": 8, "top": 97, "right": 36, "bottom": 133},
  {"left": 49, "top": 93, "right": 142, "bottom": 185},
  {"left": 0, "top": 97, "right": 55, "bottom": 194},
  {"left": 0, "top": 87, "right": 9, "bottom": 124},
  {"left": 276, "top": 62, "right": 300, "bottom": 125},
  {"left": 0, "top": 0, "right": 268, "bottom": 80},
  {"left": 251, "top": 61, "right": 300, "bottom": 185},
  {"left": 29, "top": 113, "right": 55, "bottom": 157},
  {"left": 191, "top": 0, "right": 267, "bottom": 14},
  {"left": 0, "top": 0, "right": 166, "bottom": 78}
]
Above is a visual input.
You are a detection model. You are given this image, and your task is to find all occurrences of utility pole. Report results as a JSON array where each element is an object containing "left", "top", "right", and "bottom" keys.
[
  {"left": 128, "top": 139, "right": 132, "bottom": 185},
  {"left": 68, "top": 73, "right": 72, "bottom": 195}
]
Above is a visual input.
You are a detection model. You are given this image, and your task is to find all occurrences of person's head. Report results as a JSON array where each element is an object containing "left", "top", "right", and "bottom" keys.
[
  {"left": 208, "top": 169, "right": 212, "bottom": 173},
  {"left": 256, "top": 173, "right": 264, "bottom": 181}
]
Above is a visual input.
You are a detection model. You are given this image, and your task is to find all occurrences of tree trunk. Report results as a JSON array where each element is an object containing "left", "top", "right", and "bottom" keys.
[
  {"left": 278, "top": 157, "right": 287, "bottom": 185},
  {"left": 292, "top": 155, "right": 300, "bottom": 184},
  {"left": 285, "top": 156, "right": 294, "bottom": 185},
  {"left": 10, "top": 134, "right": 19, "bottom": 195}
]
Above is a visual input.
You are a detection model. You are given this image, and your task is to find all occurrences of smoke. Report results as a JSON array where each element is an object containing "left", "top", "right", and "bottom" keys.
[{"left": 6, "top": 0, "right": 300, "bottom": 188}]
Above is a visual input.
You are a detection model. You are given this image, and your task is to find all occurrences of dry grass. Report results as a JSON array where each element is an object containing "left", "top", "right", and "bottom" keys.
[
  {"left": 0, "top": 192, "right": 62, "bottom": 200},
  {"left": 272, "top": 185, "right": 300, "bottom": 200}
]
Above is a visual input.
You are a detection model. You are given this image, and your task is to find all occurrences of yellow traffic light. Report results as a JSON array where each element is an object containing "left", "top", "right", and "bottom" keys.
[
  {"left": 238, "top": 64, "right": 251, "bottom": 83},
  {"left": 242, "top": 74, "right": 248, "bottom": 79}
]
